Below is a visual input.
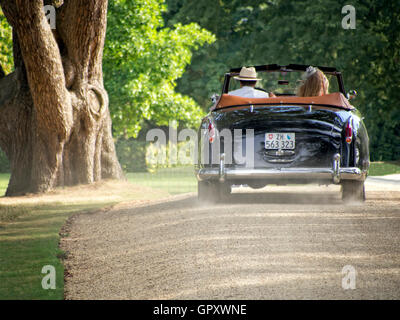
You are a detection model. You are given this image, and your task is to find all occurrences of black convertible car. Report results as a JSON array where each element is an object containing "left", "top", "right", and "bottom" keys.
[{"left": 195, "top": 64, "right": 370, "bottom": 202}]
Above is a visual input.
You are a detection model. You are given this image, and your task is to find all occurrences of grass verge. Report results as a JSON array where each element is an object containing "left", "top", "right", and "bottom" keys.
[
  {"left": 369, "top": 161, "right": 400, "bottom": 176},
  {"left": 0, "top": 173, "right": 9, "bottom": 197},
  {"left": 126, "top": 166, "right": 197, "bottom": 194},
  {"left": 0, "top": 179, "right": 169, "bottom": 300}
]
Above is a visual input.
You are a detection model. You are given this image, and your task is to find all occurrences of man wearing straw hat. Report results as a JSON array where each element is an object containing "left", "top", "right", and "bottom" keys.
[{"left": 229, "top": 66, "right": 270, "bottom": 98}]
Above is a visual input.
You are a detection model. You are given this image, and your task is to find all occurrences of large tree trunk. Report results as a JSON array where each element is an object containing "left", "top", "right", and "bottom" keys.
[{"left": 0, "top": 0, "right": 123, "bottom": 196}]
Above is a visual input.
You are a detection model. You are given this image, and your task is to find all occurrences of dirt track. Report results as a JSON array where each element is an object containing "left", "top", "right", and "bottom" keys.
[{"left": 61, "top": 178, "right": 400, "bottom": 299}]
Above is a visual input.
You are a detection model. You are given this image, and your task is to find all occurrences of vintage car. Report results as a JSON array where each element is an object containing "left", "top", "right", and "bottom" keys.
[{"left": 195, "top": 64, "right": 370, "bottom": 202}]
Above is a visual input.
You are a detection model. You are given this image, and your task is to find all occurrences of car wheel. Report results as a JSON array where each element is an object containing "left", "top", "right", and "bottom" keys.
[{"left": 341, "top": 180, "right": 365, "bottom": 202}]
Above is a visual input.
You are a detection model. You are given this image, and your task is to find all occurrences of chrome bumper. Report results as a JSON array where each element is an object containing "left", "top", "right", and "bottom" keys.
[{"left": 196, "top": 153, "right": 367, "bottom": 184}]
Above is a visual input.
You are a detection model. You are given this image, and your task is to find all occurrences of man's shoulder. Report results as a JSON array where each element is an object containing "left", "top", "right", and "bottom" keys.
[
  {"left": 253, "top": 89, "right": 269, "bottom": 98},
  {"left": 228, "top": 86, "right": 269, "bottom": 98},
  {"left": 228, "top": 87, "right": 246, "bottom": 95}
]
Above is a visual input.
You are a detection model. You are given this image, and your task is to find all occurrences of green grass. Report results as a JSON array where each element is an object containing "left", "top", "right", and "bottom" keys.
[
  {"left": 369, "top": 161, "right": 400, "bottom": 176},
  {"left": 0, "top": 203, "right": 107, "bottom": 300},
  {"left": 0, "top": 180, "right": 168, "bottom": 300},
  {"left": 127, "top": 166, "right": 197, "bottom": 195},
  {"left": 0, "top": 173, "right": 9, "bottom": 197}
]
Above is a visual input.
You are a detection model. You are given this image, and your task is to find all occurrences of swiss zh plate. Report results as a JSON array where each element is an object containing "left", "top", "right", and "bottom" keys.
[{"left": 265, "top": 132, "right": 295, "bottom": 149}]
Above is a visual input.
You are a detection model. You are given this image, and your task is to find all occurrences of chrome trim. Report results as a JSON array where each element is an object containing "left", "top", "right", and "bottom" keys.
[
  {"left": 219, "top": 153, "right": 225, "bottom": 182},
  {"left": 265, "top": 158, "right": 295, "bottom": 163},
  {"left": 197, "top": 167, "right": 366, "bottom": 182},
  {"left": 264, "top": 150, "right": 295, "bottom": 156},
  {"left": 263, "top": 149, "right": 295, "bottom": 163},
  {"left": 196, "top": 153, "right": 367, "bottom": 183},
  {"left": 332, "top": 153, "right": 341, "bottom": 184}
]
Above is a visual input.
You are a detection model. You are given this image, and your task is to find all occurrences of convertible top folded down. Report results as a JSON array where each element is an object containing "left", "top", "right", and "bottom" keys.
[{"left": 215, "top": 92, "right": 354, "bottom": 110}]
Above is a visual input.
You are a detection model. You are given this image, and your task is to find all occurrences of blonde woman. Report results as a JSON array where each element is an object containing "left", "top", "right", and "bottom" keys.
[{"left": 297, "top": 66, "right": 329, "bottom": 97}]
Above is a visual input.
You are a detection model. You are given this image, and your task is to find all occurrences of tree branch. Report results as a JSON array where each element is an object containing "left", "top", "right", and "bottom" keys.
[
  {"left": 1, "top": 0, "right": 72, "bottom": 137},
  {"left": 58, "top": 0, "right": 108, "bottom": 84}
]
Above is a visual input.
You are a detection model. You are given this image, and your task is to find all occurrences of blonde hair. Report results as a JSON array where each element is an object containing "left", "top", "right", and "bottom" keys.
[{"left": 297, "top": 69, "right": 329, "bottom": 97}]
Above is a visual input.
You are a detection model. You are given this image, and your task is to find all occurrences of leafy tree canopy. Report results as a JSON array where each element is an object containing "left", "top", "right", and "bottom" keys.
[
  {"left": 165, "top": 0, "right": 400, "bottom": 161},
  {"left": 104, "top": 0, "right": 215, "bottom": 138},
  {"left": 1, "top": 1, "right": 398, "bottom": 161}
]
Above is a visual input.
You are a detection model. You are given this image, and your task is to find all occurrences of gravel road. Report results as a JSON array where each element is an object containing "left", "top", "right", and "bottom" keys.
[{"left": 61, "top": 177, "right": 400, "bottom": 299}]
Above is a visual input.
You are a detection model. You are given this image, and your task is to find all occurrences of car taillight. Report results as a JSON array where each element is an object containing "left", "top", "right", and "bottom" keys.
[
  {"left": 208, "top": 121, "right": 215, "bottom": 143},
  {"left": 345, "top": 121, "right": 352, "bottom": 144}
]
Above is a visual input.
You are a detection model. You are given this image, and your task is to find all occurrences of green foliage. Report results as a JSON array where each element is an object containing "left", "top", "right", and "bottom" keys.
[
  {"left": 145, "top": 139, "right": 194, "bottom": 172},
  {"left": 104, "top": 0, "right": 215, "bottom": 138},
  {"left": 0, "top": 7, "right": 13, "bottom": 74},
  {"left": 115, "top": 137, "right": 195, "bottom": 173},
  {"left": 1, "top": 1, "right": 398, "bottom": 161},
  {"left": 165, "top": 0, "right": 400, "bottom": 161},
  {"left": 115, "top": 139, "right": 147, "bottom": 172}
]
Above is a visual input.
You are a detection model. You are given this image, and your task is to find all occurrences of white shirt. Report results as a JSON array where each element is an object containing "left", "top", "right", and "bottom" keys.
[{"left": 228, "top": 86, "right": 269, "bottom": 98}]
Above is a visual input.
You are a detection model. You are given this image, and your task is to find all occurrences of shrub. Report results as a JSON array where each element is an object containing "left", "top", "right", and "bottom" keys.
[
  {"left": 145, "top": 140, "right": 195, "bottom": 173},
  {"left": 115, "top": 139, "right": 147, "bottom": 172}
]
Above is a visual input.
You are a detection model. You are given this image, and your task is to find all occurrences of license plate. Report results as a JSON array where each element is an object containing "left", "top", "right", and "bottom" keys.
[{"left": 265, "top": 132, "right": 295, "bottom": 149}]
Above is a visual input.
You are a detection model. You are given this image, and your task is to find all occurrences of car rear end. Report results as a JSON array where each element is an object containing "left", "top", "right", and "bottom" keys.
[{"left": 196, "top": 103, "right": 369, "bottom": 201}]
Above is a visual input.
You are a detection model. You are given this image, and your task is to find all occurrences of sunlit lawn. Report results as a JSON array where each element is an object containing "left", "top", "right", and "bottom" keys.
[
  {"left": 368, "top": 161, "right": 400, "bottom": 176},
  {"left": 0, "top": 180, "right": 168, "bottom": 300},
  {"left": 127, "top": 166, "right": 197, "bottom": 195},
  {"left": 0, "top": 167, "right": 197, "bottom": 199},
  {"left": 0, "top": 202, "right": 109, "bottom": 299},
  {"left": 0, "top": 173, "right": 9, "bottom": 197}
]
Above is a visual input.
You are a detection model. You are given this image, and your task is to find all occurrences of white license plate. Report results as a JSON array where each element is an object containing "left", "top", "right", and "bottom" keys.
[{"left": 265, "top": 132, "right": 295, "bottom": 149}]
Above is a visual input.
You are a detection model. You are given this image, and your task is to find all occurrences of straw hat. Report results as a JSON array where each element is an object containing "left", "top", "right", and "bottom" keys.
[{"left": 234, "top": 67, "right": 261, "bottom": 81}]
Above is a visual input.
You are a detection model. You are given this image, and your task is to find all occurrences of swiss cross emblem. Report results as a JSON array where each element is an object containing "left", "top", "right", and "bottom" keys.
[{"left": 268, "top": 134, "right": 273, "bottom": 140}]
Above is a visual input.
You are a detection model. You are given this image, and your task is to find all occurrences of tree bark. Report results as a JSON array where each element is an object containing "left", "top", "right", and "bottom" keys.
[{"left": 0, "top": 0, "right": 123, "bottom": 196}]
